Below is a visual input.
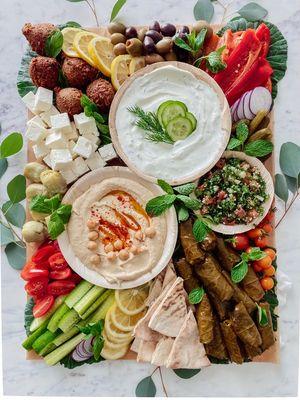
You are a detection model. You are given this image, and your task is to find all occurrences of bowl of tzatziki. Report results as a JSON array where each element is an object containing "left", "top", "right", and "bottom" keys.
[{"left": 109, "top": 61, "right": 231, "bottom": 185}]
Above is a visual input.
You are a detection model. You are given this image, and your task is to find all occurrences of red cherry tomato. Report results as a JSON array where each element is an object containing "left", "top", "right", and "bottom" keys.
[
  {"left": 69, "top": 273, "right": 83, "bottom": 284},
  {"left": 25, "top": 277, "right": 48, "bottom": 297},
  {"left": 245, "top": 247, "right": 254, "bottom": 254},
  {"left": 254, "top": 236, "right": 268, "bottom": 248},
  {"left": 260, "top": 277, "right": 274, "bottom": 291},
  {"left": 48, "top": 252, "right": 68, "bottom": 270},
  {"left": 50, "top": 267, "right": 72, "bottom": 280},
  {"left": 33, "top": 295, "right": 55, "bottom": 318},
  {"left": 229, "top": 234, "right": 249, "bottom": 251},
  {"left": 262, "top": 223, "right": 273, "bottom": 234},
  {"left": 253, "top": 261, "right": 263, "bottom": 272},
  {"left": 37, "top": 260, "right": 50, "bottom": 270},
  {"left": 256, "top": 255, "right": 272, "bottom": 269},
  {"left": 247, "top": 228, "right": 264, "bottom": 239},
  {"left": 47, "top": 280, "right": 75, "bottom": 296},
  {"left": 32, "top": 245, "right": 56, "bottom": 263},
  {"left": 21, "top": 261, "right": 49, "bottom": 281}
]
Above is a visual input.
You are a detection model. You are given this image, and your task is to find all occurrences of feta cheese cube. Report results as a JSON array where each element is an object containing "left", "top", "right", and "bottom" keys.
[
  {"left": 34, "top": 87, "right": 53, "bottom": 112},
  {"left": 25, "top": 124, "right": 48, "bottom": 142},
  {"left": 64, "top": 122, "right": 79, "bottom": 141},
  {"left": 27, "top": 115, "right": 47, "bottom": 129},
  {"left": 72, "top": 156, "right": 90, "bottom": 176},
  {"left": 73, "top": 136, "right": 94, "bottom": 159},
  {"left": 22, "top": 91, "right": 38, "bottom": 114},
  {"left": 40, "top": 105, "right": 59, "bottom": 127},
  {"left": 32, "top": 141, "right": 49, "bottom": 159},
  {"left": 82, "top": 132, "right": 100, "bottom": 146},
  {"left": 50, "top": 113, "right": 72, "bottom": 134},
  {"left": 74, "top": 113, "right": 98, "bottom": 136},
  {"left": 50, "top": 149, "right": 73, "bottom": 171},
  {"left": 85, "top": 152, "right": 106, "bottom": 170},
  {"left": 59, "top": 168, "right": 78, "bottom": 185},
  {"left": 98, "top": 143, "right": 117, "bottom": 162},
  {"left": 45, "top": 131, "right": 68, "bottom": 149},
  {"left": 43, "top": 154, "right": 52, "bottom": 169}
]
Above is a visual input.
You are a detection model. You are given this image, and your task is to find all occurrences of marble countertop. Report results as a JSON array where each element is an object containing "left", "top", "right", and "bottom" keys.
[{"left": 1, "top": 0, "right": 299, "bottom": 396}]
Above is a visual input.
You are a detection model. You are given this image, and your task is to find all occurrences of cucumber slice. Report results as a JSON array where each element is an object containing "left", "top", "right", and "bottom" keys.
[
  {"left": 161, "top": 101, "right": 187, "bottom": 127},
  {"left": 186, "top": 112, "right": 197, "bottom": 131},
  {"left": 47, "top": 303, "right": 70, "bottom": 333},
  {"left": 74, "top": 286, "right": 106, "bottom": 317},
  {"left": 58, "top": 309, "right": 81, "bottom": 333},
  {"left": 166, "top": 116, "right": 193, "bottom": 141},
  {"left": 44, "top": 333, "right": 85, "bottom": 366},
  {"left": 157, "top": 100, "right": 176, "bottom": 125},
  {"left": 22, "top": 319, "right": 49, "bottom": 350},
  {"left": 32, "top": 330, "right": 58, "bottom": 354},
  {"left": 65, "top": 280, "right": 93, "bottom": 309},
  {"left": 39, "top": 342, "right": 57, "bottom": 357},
  {"left": 80, "top": 289, "right": 112, "bottom": 320}
]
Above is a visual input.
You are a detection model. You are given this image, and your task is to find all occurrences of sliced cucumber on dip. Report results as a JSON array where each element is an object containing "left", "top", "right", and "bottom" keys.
[
  {"left": 166, "top": 116, "right": 193, "bottom": 141},
  {"left": 186, "top": 112, "right": 197, "bottom": 130},
  {"left": 157, "top": 100, "right": 176, "bottom": 125},
  {"left": 159, "top": 101, "right": 188, "bottom": 127}
]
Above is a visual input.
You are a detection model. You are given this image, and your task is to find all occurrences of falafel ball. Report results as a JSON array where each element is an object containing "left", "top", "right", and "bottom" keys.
[
  {"left": 56, "top": 88, "right": 83, "bottom": 116},
  {"left": 86, "top": 78, "right": 115, "bottom": 113},
  {"left": 62, "top": 57, "right": 98, "bottom": 89},
  {"left": 29, "top": 56, "right": 59, "bottom": 89},
  {"left": 22, "top": 23, "right": 57, "bottom": 55}
]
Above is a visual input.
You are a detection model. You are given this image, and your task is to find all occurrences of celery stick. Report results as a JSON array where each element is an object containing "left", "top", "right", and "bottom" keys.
[
  {"left": 30, "top": 295, "right": 66, "bottom": 332},
  {"left": 47, "top": 303, "right": 70, "bottom": 333},
  {"left": 22, "top": 319, "right": 49, "bottom": 350},
  {"left": 80, "top": 290, "right": 112, "bottom": 319},
  {"left": 39, "top": 342, "right": 57, "bottom": 356},
  {"left": 89, "top": 293, "right": 115, "bottom": 323},
  {"left": 32, "top": 330, "right": 58, "bottom": 353},
  {"left": 65, "top": 280, "right": 93, "bottom": 309},
  {"left": 58, "top": 309, "right": 81, "bottom": 333},
  {"left": 74, "top": 286, "right": 106, "bottom": 316},
  {"left": 44, "top": 333, "right": 85, "bottom": 366}
]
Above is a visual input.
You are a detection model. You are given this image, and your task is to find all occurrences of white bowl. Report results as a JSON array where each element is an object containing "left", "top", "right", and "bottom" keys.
[{"left": 57, "top": 166, "right": 178, "bottom": 289}]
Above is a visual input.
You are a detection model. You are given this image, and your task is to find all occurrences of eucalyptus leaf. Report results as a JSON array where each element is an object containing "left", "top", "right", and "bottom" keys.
[
  {"left": 66, "top": 0, "right": 85, "bottom": 2},
  {"left": 285, "top": 174, "right": 300, "bottom": 194},
  {"left": 58, "top": 21, "right": 82, "bottom": 30},
  {"left": 0, "top": 224, "right": 15, "bottom": 246},
  {"left": 135, "top": 376, "right": 156, "bottom": 397},
  {"left": 0, "top": 158, "right": 8, "bottom": 178},
  {"left": 193, "top": 0, "right": 214, "bottom": 22},
  {"left": 238, "top": 2, "right": 268, "bottom": 22},
  {"left": 7, "top": 175, "right": 26, "bottom": 203},
  {"left": 17, "top": 47, "right": 37, "bottom": 98},
  {"left": 173, "top": 368, "right": 201, "bottom": 379},
  {"left": 110, "top": 0, "right": 127, "bottom": 22},
  {"left": 0, "top": 132, "right": 23, "bottom": 158},
  {"left": 275, "top": 173, "right": 288, "bottom": 203},
  {"left": 5, "top": 242, "right": 26, "bottom": 270},
  {"left": 279, "top": 142, "right": 300, "bottom": 178},
  {"left": 2, "top": 201, "right": 26, "bottom": 228}
]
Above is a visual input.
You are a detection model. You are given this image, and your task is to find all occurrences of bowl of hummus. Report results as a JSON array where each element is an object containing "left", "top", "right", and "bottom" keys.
[
  {"left": 109, "top": 61, "right": 231, "bottom": 185},
  {"left": 57, "top": 166, "right": 178, "bottom": 289}
]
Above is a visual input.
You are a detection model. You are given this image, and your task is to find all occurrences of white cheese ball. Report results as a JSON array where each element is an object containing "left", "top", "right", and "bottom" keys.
[
  {"left": 40, "top": 170, "right": 67, "bottom": 195},
  {"left": 24, "top": 162, "right": 48, "bottom": 183},
  {"left": 22, "top": 221, "right": 46, "bottom": 243}
]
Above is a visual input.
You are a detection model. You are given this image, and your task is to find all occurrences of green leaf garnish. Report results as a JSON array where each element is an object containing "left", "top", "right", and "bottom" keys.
[
  {"left": 175, "top": 28, "right": 208, "bottom": 60},
  {"left": 157, "top": 179, "right": 174, "bottom": 194},
  {"left": 173, "top": 183, "right": 196, "bottom": 196},
  {"left": 7, "top": 175, "right": 26, "bottom": 204},
  {"left": 81, "top": 95, "right": 111, "bottom": 144},
  {"left": 176, "top": 195, "right": 200, "bottom": 210},
  {"left": 238, "top": 2, "right": 268, "bottom": 22},
  {"left": 245, "top": 247, "right": 266, "bottom": 261},
  {"left": 256, "top": 303, "right": 269, "bottom": 327},
  {"left": 145, "top": 194, "right": 177, "bottom": 216},
  {"left": 227, "top": 137, "right": 242, "bottom": 150},
  {"left": 177, "top": 206, "right": 190, "bottom": 222},
  {"left": 193, "top": 0, "right": 214, "bottom": 22},
  {"left": 45, "top": 30, "right": 63, "bottom": 58},
  {"left": 195, "top": 46, "right": 227, "bottom": 73},
  {"left": 236, "top": 122, "right": 249, "bottom": 143},
  {"left": 244, "top": 139, "right": 274, "bottom": 157},
  {"left": 231, "top": 260, "right": 248, "bottom": 283},
  {"left": 188, "top": 287, "right": 205, "bottom": 304},
  {"left": 110, "top": 0, "right": 127, "bottom": 22},
  {"left": 192, "top": 218, "right": 210, "bottom": 242},
  {"left": 48, "top": 212, "right": 65, "bottom": 240},
  {"left": 275, "top": 173, "right": 289, "bottom": 203}
]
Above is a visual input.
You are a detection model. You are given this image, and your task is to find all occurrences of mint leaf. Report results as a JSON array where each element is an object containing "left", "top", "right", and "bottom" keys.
[
  {"left": 30, "top": 194, "right": 61, "bottom": 214},
  {"left": 56, "top": 204, "right": 72, "bottom": 223},
  {"left": 48, "top": 211, "right": 65, "bottom": 240},
  {"left": 244, "top": 140, "right": 274, "bottom": 157},
  {"left": 227, "top": 137, "right": 241, "bottom": 150},
  {"left": 192, "top": 219, "right": 209, "bottom": 242},
  {"left": 256, "top": 303, "right": 269, "bottom": 327},
  {"left": 176, "top": 195, "right": 200, "bottom": 210},
  {"left": 157, "top": 179, "right": 174, "bottom": 194},
  {"left": 45, "top": 30, "right": 63, "bottom": 58},
  {"left": 177, "top": 206, "right": 189, "bottom": 222},
  {"left": 174, "top": 36, "right": 193, "bottom": 52},
  {"left": 174, "top": 183, "right": 196, "bottom": 196},
  {"left": 44, "top": 194, "right": 61, "bottom": 212},
  {"left": 246, "top": 247, "right": 266, "bottom": 261},
  {"left": 195, "top": 28, "right": 207, "bottom": 50},
  {"left": 188, "top": 287, "right": 205, "bottom": 304},
  {"left": 93, "top": 335, "right": 104, "bottom": 361},
  {"left": 236, "top": 121, "right": 249, "bottom": 143},
  {"left": 205, "top": 46, "right": 226, "bottom": 73},
  {"left": 231, "top": 260, "right": 248, "bottom": 283},
  {"left": 145, "top": 194, "right": 176, "bottom": 216}
]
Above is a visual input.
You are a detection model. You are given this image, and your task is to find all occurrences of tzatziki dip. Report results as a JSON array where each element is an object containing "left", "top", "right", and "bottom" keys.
[{"left": 114, "top": 65, "right": 230, "bottom": 183}]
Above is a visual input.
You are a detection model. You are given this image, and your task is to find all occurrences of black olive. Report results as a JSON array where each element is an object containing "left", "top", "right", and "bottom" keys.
[
  {"left": 149, "top": 21, "right": 160, "bottom": 32},
  {"left": 145, "top": 29, "right": 163, "bottom": 44},
  {"left": 160, "top": 23, "right": 176, "bottom": 37},
  {"left": 143, "top": 36, "right": 156, "bottom": 54},
  {"left": 178, "top": 25, "right": 190, "bottom": 35},
  {"left": 125, "top": 26, "right": 138, "bottom": 39}
]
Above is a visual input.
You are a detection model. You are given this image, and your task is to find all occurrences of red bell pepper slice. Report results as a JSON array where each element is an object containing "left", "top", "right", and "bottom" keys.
[{"left": 255, "top": 23, "right": 271, "bottom": 58}]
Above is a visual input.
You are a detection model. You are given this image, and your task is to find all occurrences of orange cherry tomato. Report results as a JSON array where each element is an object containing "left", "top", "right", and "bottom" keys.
[
  {"left": 262, "top": 223, "right": 273, "bottom": 234},
  {"left": 264, "top": 266, "right": 276, "bottom": 277},
  {"left": 245, "top": 246, "right": 254, "bottom": 254},
  {"left": 264, "top": 248, "right": 276, "bottom": 261},
  {"left": 247, "top": 228, "right": 263, "bottom": 239},
  {"left": 260, "top": 277, "right": 274, "bottom": 290},
  {"left": 253, "top": 261, "right": 263, "bottom": 272},
  {"left": 256, "top": 255, "right": 272, "bottom": 269},
  {"left": 254, "top": 236, "right": 268, "bottom": 248}
]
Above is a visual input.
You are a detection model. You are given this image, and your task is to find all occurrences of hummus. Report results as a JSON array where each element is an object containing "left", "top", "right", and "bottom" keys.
[
  {"left": 115, "top": 65, "right": 229, "bottom": 182},
  {"left": 67, "top": 177, "right": 167, "bottom": 283}
]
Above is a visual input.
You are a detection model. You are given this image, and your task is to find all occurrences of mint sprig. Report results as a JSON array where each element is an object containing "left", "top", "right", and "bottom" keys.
[
  {"left": 174, "top": 28, "right": 207, "bottom": 59},
  {"left": 231, "top": 247, "right": 266, "bottom": 283},
  {"left": 188, "top": 287, "right": 205, "bottom": 305},
  {"left": 78, "top": 320, "right": 104, "bottom": 361},
  {"left": 256, "top": 303, "right": 269, "bottom": 327},
  {"left": 195, "top": 46, "right": 227, "bottom": 73}
]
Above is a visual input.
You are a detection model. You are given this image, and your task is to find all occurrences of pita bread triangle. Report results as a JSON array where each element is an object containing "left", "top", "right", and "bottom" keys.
[
  {"left": 151, "top": 336, "right": 175, "bottom": 366},
  {"left": 162, "top": 261, "right": 177, "bottom": 289}
]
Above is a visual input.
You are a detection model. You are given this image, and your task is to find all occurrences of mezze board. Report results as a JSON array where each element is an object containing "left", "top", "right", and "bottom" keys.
[{"left": 25, "top": 25, "right": 279, "bottom": 364}]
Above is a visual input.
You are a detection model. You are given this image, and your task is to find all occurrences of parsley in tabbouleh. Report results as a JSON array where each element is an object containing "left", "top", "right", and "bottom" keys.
[{"left": 196, "top": 158, "right": 268, "bottom": 225}]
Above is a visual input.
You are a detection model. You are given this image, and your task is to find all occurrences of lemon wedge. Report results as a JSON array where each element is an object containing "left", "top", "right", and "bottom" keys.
[
  {"left": 101, "top": 340, "right": 130, "bottom": 360},
  {"left": 110, "top": 54, "right": 132, "bottom": 90},
  {"left": 103, "top": 328, "right": 132, "bottom": 345},
  {"left": 129, "top": 56, "right": 146, "bottom": 75},
  {"left": 88, "top": 36, "right": 115, "bottom": 77},
  {"left": 61, "top": 27, "right": 82, "bottom": 57},
  {"left": 73, "top": 31, "right": 99, "bottom": 67},
  {"left": 110, "top": 304, "right": 145, "bottom": 332},
  {"left": 115, "top": 285, "right": 149, "bottom": 316}
]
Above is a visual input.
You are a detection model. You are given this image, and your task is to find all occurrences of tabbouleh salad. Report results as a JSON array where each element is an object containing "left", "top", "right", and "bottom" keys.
[{"left": 196, "top": 158, "right": 268, "bottom": 225}]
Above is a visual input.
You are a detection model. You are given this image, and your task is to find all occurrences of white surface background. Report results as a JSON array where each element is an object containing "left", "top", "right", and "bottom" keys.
[{"left": 1, "top": 0, "right": 299, "bottom": 396}]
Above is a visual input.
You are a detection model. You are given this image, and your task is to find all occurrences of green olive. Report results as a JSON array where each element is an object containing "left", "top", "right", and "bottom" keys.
[
  {"left": 126, "top": 38, "right": 143, "bottom": 57},
  {"left": 192, "top": 20, "right": 213, "bottom": 40},
  {"left": 111, "top": 32, "right": 126, "bottom": 45},
  {"left": 156, "top": 38, "right": 173, "bottom": 54},
  {"left": 145, "top": 53, "right": 165, "bottom": 64},
  {"left": 247, "top": 127, "right": 272, "bottom": 142},
  {"left": 249, "top": 110, "right": 269, "bottom": 134},
  {"left": 113, "top": 43, "right": 127, "bottom": 56},
  {"left": 164, "top": 52, "right": 177, "bottom": 61},
  {"left": 108, "top": 21, "right": 126, "bottom": 35},
  {"left": 137, "top": 27, "right": 148, "bottom": 42}
]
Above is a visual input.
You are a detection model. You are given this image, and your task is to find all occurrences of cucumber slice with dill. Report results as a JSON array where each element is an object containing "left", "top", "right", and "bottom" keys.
[
  {"left": 166, "top": 116, "right": 193, "bottom": 141},
  {"left": 160, "top": 101, "right": 188, "bottom": 127},
  {"left": 157, "top": 100, "right": 175, "bottom": 125},
  {"left": 186, "top": 112, "right": 197, "bottom": 131}
]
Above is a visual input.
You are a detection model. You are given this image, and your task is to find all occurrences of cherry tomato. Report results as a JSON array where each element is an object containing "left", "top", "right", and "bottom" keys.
[
  {"left": 253, "top": 261, "right": 263, "bottom": 272},
  {"left": 229, "top": 234, "right": 250, "bottom": 251},
  {"left": 264, "top": 248, "right": 276, "bottom": 261},
  {"left": 32, "top": 245, "right": 56, "bottom": 263},
  {"left": 21, "top": 261, "right": 49, "bottom": 281},
  {"left": 48, "top": 252, "right": 68, "bottom": 270},
  {"left": 245, "top": 247, "right": 254, "bottom": 254},
  {"left": 38, "top": 260, "right": 50, "bottom": 270},
  {"left": 47, "top": 280, "right": 75, "bottom": 296},
  {"left": 254, "top": 236, "right": 268, "bottom": 248},
  {"left": 247, "top": 228, "right": 263, "bottom": 239},
  {"left": 33, "top": 295, "right": 55, "bottom": 318},
  {"left": 69, "top": 273, "right": 82, "bottom": 284},
  {"left": 260, "top": 277, "right": 274, "bottom": 290},
  {"left": 50, "top": 267, "right": 72, "bottom": 280},
  {"left": 262, "top": 223, "right": 273, "bottom": 234},
  {"left": 264, "top": 265, "right": 276, "bottom": 277},
  {"left": 25, "top": 277, "right": 48, "bottom": 297},
  {"left": 256, "top": 255, "right": 272, "bottom": 270}
]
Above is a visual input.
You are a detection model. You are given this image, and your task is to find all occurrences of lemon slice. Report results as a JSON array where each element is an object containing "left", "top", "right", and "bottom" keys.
[
  {"left": 73, "top": 31, "right": 100, "bottom": 67},
  {"left": 129, "top": 56, "right": 146, "bottom": 75},
  {"left": 88, "top": 36, "right": 115, "bottom": 77},
  {"left": 115, "top": 285, "right": 149, "bottom": 316},
  {"left": 110, "top": 304, "right": 145, "bottom": 332},
  {"left": 101, "top": 340, "right": 129, "bottom": 360},
  {"left": 105, "top": 308, "right": 134, "bottom": 342},
  {"left": 111, "top": 55, "right": 132, "bottom": 90},
  {"left": 61, "top": 27, "right": 82, "bottom": 57},
  {"left": 103, "top": 329, "right": 132, "bottom": 345}
]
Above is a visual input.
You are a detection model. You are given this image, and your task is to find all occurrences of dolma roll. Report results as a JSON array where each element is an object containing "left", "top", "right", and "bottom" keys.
[
  {"left": 208, "top": 291, "right": 229, "bottom": 321},
  {"left": 220, "top": 320, "right": 244, "bottom": 364},
  {"left": 244, "top": 343, "right": 262, "bottom": 360},
  {"left": 222, "top": 270, "right": 256, "bottom": 314},
  {"left": 232, "top": 302, "right": 262, "bottom": 347},
  {"left": 194, "top": 255, "right": 234, "bottom": 301},
  {"left": 196, "top": 293, "right": 214, "bottom": 344},
  {"left": 241, "top": 265, "right": 265, "bottom": 302},
  {"left": 257, "top": 302, "right": 275, "bottom": 351},
  {"left": 215, "top": 238, "right": 240, "bottom": 271},
  {"left": 179, "top": 219, "right": 205, "bottom": 265},
  {"left": 205, "top": 315, "right": 228, "bottom": 360},
  {"left": 175, "top": 258, "right": 199, "bottom": 293},
  {"left": 199, "top": 231, "right": 217, "bottom": 252}
]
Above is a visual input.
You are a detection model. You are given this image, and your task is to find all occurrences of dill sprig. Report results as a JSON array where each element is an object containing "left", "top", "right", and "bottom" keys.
[{"left": 128, "top": 105, "right": 174, "bottom": 145}]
